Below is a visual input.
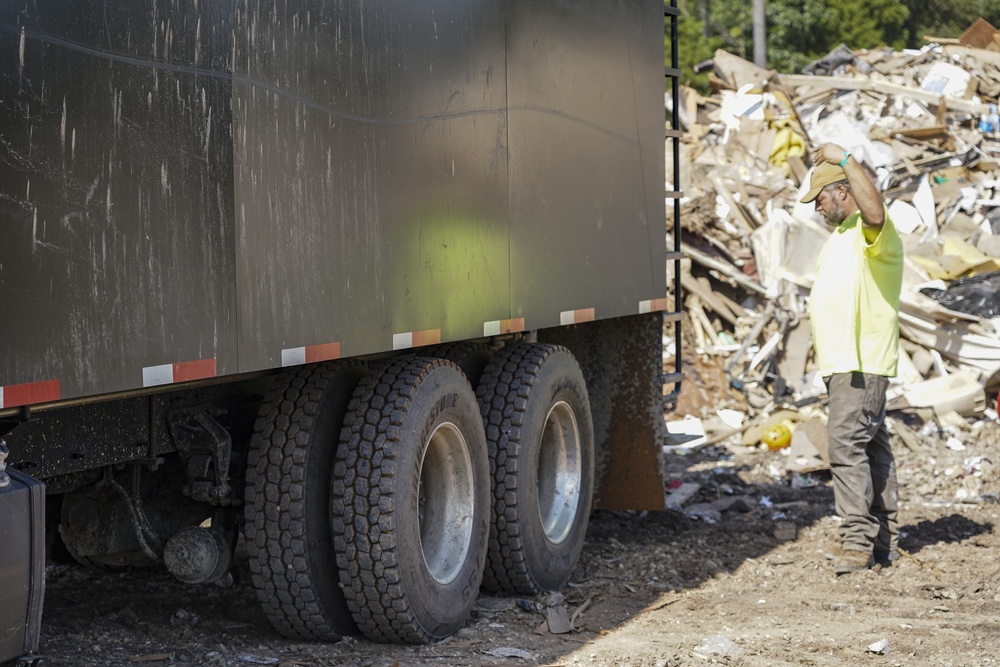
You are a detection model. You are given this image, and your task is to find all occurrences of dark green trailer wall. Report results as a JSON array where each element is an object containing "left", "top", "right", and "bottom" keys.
[{"left": 0, "top": 0, "right": 666, "bottom": 409}]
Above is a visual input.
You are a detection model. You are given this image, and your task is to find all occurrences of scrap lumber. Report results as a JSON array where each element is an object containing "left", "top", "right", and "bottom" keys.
[
  {"left": 778, "top": 74, "right": 990, "bottom": 115},
  {"left": 682, "top": 242, "right": 768, "bottom": 296}
]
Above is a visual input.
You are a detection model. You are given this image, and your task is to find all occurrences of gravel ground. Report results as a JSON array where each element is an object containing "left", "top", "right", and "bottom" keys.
[{"left": 17, "top": 410, "right": 999, "bottom": 667}]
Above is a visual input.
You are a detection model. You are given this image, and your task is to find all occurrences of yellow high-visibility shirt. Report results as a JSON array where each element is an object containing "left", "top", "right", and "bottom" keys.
[{"left": 809, "top": 206, "right": 903, "bottom": 378}]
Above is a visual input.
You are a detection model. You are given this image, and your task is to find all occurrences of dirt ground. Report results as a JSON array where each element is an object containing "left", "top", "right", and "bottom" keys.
[{"left": 20, "top": 393, "right": 1000, "bottom": 667}]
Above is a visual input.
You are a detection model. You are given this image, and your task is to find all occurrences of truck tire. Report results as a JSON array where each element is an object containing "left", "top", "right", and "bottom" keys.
[
  {"left": 331, "top": 357, "right": 490, "bottom": 643},
  {"left": 419, "top": 342, "right": 494, "bottom": 389},
  {"left": 244, "top": 362, "right": 366, "bottom": 641},
  {"left": 475, "top": 343, "right": 595, "bottom": 595}
]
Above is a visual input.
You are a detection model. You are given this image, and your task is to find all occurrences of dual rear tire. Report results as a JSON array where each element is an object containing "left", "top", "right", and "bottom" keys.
[
  {"left": 244, "top": 344, "right": 594, "bottom": 643},
  {"left": 477, "top": 344, "right": 595, "bottom": 595},
  {"left": 332, "top": 357, "right": 490, "bottom": 643}
]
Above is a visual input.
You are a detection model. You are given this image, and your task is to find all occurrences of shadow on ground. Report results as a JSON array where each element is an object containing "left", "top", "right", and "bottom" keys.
[
  {"left": 577, "top": 444, "right": 836, "bottom": 612},
  {"left": 899, "top": 513, "right": 994, "bottom": 555}
]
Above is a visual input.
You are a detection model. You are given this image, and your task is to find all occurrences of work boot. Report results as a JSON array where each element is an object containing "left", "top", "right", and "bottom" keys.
[
  {"left": 834, "top": 549, "right": 873, "bottom": 575},
  {"left": 874, "top": 549, "right": 898, "bottom": 567},
  {"left": 819, "top": 543, "right": 841, "bottom": 561}
]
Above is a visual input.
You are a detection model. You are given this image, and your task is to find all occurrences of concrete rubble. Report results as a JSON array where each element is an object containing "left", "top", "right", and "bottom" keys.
[{"left": 664, "top": 19, "right": 1000, "bottom": 508}]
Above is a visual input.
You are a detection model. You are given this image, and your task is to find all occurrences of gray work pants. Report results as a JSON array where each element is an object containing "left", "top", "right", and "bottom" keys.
[{"left": 825, "top": 372, "right": 898, "bottom": 557}]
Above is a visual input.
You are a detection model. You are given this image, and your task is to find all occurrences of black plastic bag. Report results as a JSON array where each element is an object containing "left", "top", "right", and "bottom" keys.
[{"left": 920, "top": 271, "right": 1000, "bottom": 319}]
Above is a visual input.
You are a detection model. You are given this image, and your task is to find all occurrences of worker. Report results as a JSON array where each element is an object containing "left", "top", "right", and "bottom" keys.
[{"left": 800, "top": 143, "right": 904, "bottom": 574}]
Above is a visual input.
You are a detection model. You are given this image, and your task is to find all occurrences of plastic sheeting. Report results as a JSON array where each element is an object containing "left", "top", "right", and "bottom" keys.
[{"left": 921, "top": 271, "right": 1000, "bottom": 319}]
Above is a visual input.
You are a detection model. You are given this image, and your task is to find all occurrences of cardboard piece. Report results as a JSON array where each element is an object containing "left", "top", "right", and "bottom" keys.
[
  {"left": 785, "top": 417, "right": 829, "bottom": 472},
  {"left": 959, "top": 18, "right": 1000, "bottom": 50}
]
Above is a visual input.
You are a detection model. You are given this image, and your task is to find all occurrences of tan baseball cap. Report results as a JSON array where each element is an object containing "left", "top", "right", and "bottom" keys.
[{"left": 800, "top": 162, "right": 847, "bottom": 203}]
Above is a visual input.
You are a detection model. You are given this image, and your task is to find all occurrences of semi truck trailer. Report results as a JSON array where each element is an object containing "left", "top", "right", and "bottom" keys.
[{"left": 0, "top": 0, "right": 683, "bottom": 659}]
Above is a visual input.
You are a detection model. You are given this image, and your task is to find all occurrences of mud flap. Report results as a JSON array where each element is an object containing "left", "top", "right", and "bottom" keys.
[
  {"left": 0, "top": 468, "right": 45, "bottom": 663},
  {"left": 540, "top": 313, "right": 667, "bottom": 511}
]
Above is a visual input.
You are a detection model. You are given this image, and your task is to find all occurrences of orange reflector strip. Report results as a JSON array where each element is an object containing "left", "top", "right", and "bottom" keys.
[
  {"left": 560, "top": 308, "right": 595, "bottom": 325},
  {"left": 640, "top": 298, "right": 668, "bottom": 314},
  {"left": 172, "top": 358, "right": 217, "bottom": 382},
  {"left": 305, "top": 342, "right": 342, "bottom": 363}
]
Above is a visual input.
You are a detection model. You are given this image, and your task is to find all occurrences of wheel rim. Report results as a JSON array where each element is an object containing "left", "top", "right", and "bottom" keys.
[
  {"left": 536, "top": 400, "right": 582, "bottom": 545},
  {"left": 418, "top": 421, "right": 475, "bottom": 585}
]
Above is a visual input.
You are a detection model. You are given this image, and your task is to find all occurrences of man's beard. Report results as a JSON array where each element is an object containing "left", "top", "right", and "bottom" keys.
[{"left": 823, "top": 202, "right": 847, "bottom": 226}]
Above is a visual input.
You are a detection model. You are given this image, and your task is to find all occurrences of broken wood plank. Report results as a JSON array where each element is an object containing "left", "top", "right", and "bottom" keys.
[
  {"left": 687, "top": 299, "right": 709, "bottom": 350},
  {"left": 682, "top": 242, "right": 768, "bottom": 296},
  {"left": 708, "top": 172, "right": 758, "bottom": 234},
  {"left": 778, "top": 74, "right": 990, "bottom": 115},
  {"left": 923, "top": 35, "right": 964, "bottom": 45},
  {"left": 680, "top": 272, "right": 739, "bottom": 326},
  {"left": 892, "top": 420, "right": 925, "bottom": 453},
  {"left": 712, "top": 48, "right": 774, "bottom": 89},
  {"left": 665, "top": 482, "right": 701, "bottom": 509},
  {"left": 893, "top": 125, "right": 949, "bottom": 141},
  {"left": 944, "top": 45, "right": 1000, "bottom": 67},
  {"left": 688, "top": 296, "right": 721, "bottom": 346}
]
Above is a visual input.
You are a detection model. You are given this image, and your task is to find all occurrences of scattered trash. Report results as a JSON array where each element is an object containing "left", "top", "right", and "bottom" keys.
[
  {"left": 238, "top": 656, "right": 279, "bottom": 666},
  {"left": 773, "top": 521, "right": 798, "bottom": 542},
  {"left": 665, "top": 482, "right": 701, "bottom": 510},
  {"left": 684, "top": 503, "right": 722, "bottom": 524},
  {"left": 484, "top": 647, "right": 535, "bottom": 660},
  {"left": 963, "top": 456, "right": 991, "bottom": 476},
  {"left": 790, "top": 472, "right": 820, "bottom": 488},
  {"left": 541, "top": 593, "right": 574, "bottom": 634},
  {"left": 866, "top": 638, "right": 891, "bottom": 655},
  {"left": 761, "top": 420, "right": 794, "bottom": 450},
  {"left": 693, "top": 634, "right": 741, "bottom": 659},
  {"left": 946, "top": 437, "right": 968, "bottom": 451},
  {"left": 665, "top": 416, "right": 708, "bottom": 449}
]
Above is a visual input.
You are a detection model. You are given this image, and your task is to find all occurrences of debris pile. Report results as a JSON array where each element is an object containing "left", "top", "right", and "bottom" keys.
[{"left": 665, "top": 20, "right": 1000, "bottom": 507}]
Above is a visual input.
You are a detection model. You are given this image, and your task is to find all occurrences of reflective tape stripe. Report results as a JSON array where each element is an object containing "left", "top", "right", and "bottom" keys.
[
  {"left": 0, "top": 379, "right": 61, "bottom": 408},
  {"left": 143, "top": 358, "right": 217, "bottom": 387},
  {"left": 282, "top": 342, "right": 341, "bottom": 367},
  {"left": 639, "top": 298, "right": 668, "bottom": 314},
  {"left": 483, "top": 318, "right": 525, "bottom": 336},
  {"left": 142, "top": 364, "right": 174, "bottom": 387},
  {"left": 559, "top": 308, "right": 595, "bottom": 325},
  {"left": 173, "top": 359, "right": 217, "bottom": 382},
  {"left": 392, "top": 329, "right": 441, "bottom": 350}
]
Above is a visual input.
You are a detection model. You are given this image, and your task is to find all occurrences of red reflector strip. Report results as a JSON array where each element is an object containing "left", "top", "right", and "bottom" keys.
[
  {"left": 173, "top": 358, "right": 217, "bottom": 382},
  {"left": 560, "top": 308, "right": 595, "bottom": 325},
  {"left": 483, "top": 318, "right": 526, "bottom": 336},
  {"left": 640, "top": 298, "right": 668, "bottom": 314},
  {"left": 282, "top": 342, "right": 342, "bottom": 367},
  {"left": 306, "top": 342, "right": 341, "bottom": 363},
  {"left": 392, "top": 329, "right": 442, "bottom": 350},
  {"left": 143, "top": 358, "right": 217, "bottom": 387},
  {"left": 0, "top": 379, "right": 61, "bottom": 409}
]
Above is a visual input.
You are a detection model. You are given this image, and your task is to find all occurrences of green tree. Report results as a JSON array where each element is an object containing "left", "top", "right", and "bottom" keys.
[
  {"left": 669, "top": 0, "right": 731, "bottom": 93},
  {"left": 901, "top": 0, "right": 1000, "bottom": 44},
  {"left": 766, "top": 0, "right": 908, "bottom": 73}
]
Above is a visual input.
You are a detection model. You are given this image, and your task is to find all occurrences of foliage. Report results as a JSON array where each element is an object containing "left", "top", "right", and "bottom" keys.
[
  {"left": 768, "top": 0, "right": 908, "bottom": 73},
  {"left": 671, "top": 0, "right": 998, "bottom": 94},
  {"left": 668, "top": 0, "right": 730, "bottom": 93},
  {"left": 901, "top": 0, "right": 1000, "bottom": 42}
]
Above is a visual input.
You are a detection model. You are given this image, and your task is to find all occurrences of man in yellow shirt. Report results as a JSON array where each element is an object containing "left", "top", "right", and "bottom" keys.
[{"left": 802, "top": 142, "right": 904, "bottom": 574}]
